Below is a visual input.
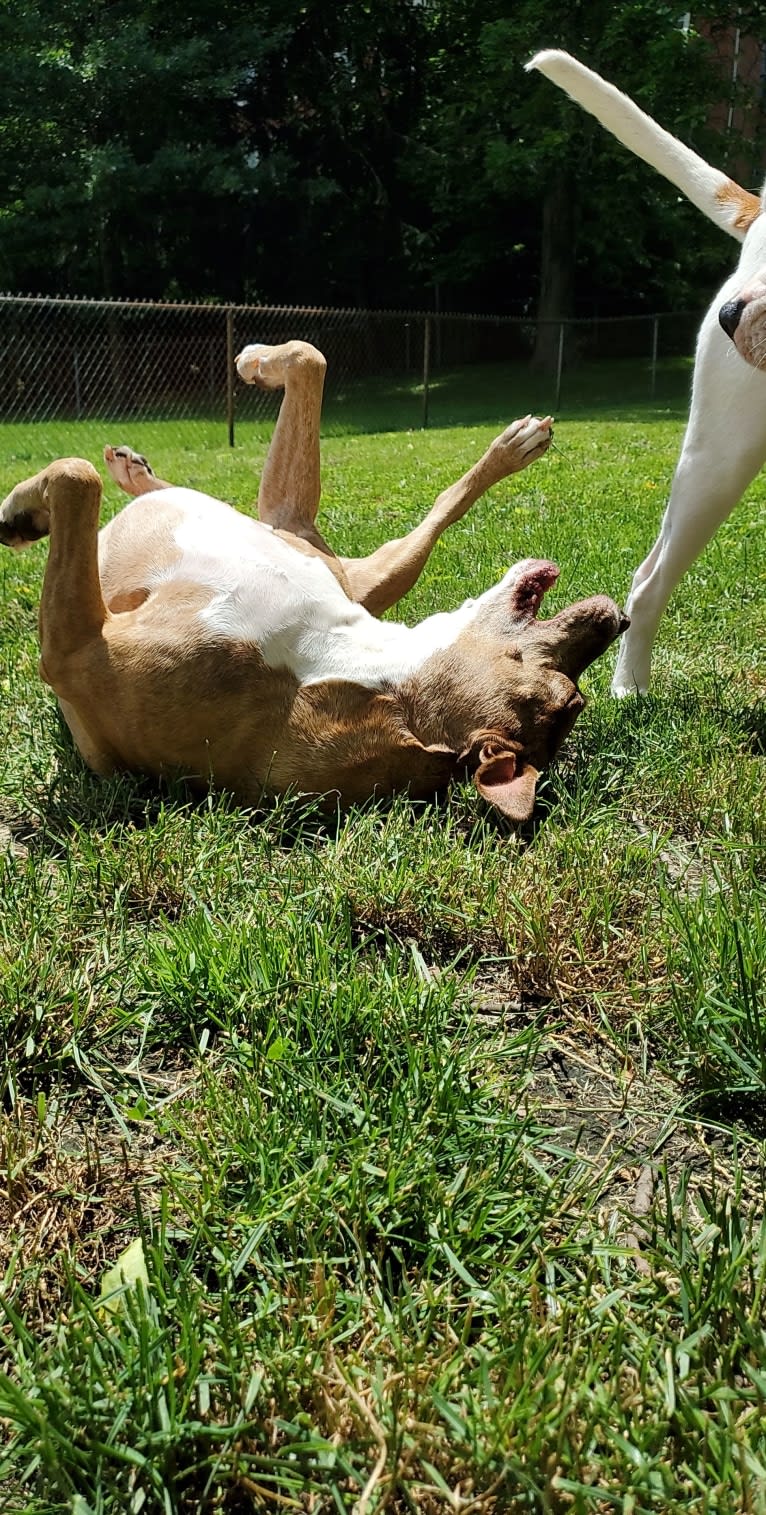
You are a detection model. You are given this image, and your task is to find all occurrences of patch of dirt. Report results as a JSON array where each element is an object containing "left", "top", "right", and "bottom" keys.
[
  {"left": 0, "top": 799, "right": 70, "bottom": 867},
  {"left": 0, "top": 817, "right": 33, "bottom": 861},
  {"left": 471, "top": 970, "right": 764, "bottom": 1228},
  {"left": 0, "top": 1056, "right": 193, "bottom": 1336},
  {"left": 630, "top": 815, "right": 720, "bottom": 899}
]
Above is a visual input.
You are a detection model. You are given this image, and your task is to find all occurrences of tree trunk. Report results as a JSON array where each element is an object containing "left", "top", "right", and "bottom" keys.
[{"left": 531, "top": 167, "right": 576, "bottom": 372}]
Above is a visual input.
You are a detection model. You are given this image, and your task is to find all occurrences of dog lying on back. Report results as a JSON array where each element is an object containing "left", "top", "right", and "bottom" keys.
[
  {"left": 529, "top": 49, "right": 766, "bottom": 694},
  {"left": 0, "top": 339, "right": 626, "bottom": 820}
]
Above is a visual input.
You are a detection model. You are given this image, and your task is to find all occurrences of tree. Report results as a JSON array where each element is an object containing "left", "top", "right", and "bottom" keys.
[
  {"left": 1, "top": 0, "right": 765, "bottom": 323},
  {"left": 406, "top": 1, "right": 766, "bottom": 363},
  {"left": 0, "top": 0, "right": 277, "bottom": 298},
  {"left": 0, "top": 0, "right": 434, "bottom": 305}
]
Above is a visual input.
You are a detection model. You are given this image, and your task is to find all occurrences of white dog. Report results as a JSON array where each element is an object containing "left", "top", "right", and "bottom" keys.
[{"left": 528, "top": 49, "right": 766, "bottom": 695}]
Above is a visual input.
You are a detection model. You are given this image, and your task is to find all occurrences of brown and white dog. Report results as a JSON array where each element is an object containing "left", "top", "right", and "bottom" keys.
[
  {"left": 528, "top": 50, "right": 766, "bottom": 695},
  {"left": 0, "top": 340, "right": 626, "bottom": 820}
]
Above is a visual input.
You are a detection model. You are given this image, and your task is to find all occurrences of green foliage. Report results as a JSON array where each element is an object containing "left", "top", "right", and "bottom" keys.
[
  {"left": 1, "top": 1, "right": 766, "bottom": 312},
  {"left": 408, "top": 0, "right": 766, "bottom": 316}
]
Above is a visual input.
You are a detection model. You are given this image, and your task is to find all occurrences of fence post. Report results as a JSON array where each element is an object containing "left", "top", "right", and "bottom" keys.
[
  {"left": 73, "top": 350, "right": 82, "bottom": 419},
  {"left": 226, "top": 307, "right": 235, "bottom": 448},
  {"left": 554, "top": 322, "right": 565, "bottom": 412},
  {"left": 422, "top": 316, "right": 431, "bottom": 429},
  {"left": 650, "top": 315, "right": 659, "bottom": 399}
]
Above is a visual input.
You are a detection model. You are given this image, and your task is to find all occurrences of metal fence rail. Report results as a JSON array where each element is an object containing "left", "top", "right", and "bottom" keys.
[{"left": 0, "top": 294, "right": 700, "bottom": 443}]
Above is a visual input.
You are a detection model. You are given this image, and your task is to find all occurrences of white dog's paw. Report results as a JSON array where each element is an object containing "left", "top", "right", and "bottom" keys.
[
  {"left": 492, "top": 415, "right": 554, "bottom": 473},
  {"left": 611, "top": 648, "right": 650, "bottom": 697},
  {"left": 104, "top": 445, "right": 156, "bottom": 496}
]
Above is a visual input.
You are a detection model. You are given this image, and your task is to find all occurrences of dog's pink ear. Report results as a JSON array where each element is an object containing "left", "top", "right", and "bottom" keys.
[{"left": 472, "top": 744, "right": 539, "bottom": 822}]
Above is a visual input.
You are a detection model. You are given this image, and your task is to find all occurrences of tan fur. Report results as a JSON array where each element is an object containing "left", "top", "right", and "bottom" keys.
[
  {"left": 718, "top": 274, "right": 766, "bottom": 370},
  {"left": 715, "top": 181, "right": 762, "bottom": 235}
]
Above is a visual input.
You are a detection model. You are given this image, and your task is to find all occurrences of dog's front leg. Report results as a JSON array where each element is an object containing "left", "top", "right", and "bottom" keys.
[
  {"left": 341, "top": 414, "right": 553, "bottom": 616},
  {"left": 613, "top": 313, "right": 766, "bottom": 694},
  {"left": 103, "top": 445, "right": 173, "bottom": 496}
]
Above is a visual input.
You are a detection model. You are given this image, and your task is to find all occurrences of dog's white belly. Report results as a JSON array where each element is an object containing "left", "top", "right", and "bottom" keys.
[{"left": 125, "top": 488, "right": 482, "bottom": 688}]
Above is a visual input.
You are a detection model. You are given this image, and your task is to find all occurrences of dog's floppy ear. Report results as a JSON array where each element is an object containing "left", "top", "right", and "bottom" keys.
[{"left": 468, "top": 737, "right": 540, "bottom": 822}]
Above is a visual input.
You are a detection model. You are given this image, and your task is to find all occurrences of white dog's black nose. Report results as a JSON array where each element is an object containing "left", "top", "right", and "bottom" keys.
[{"left": 719, "top": 297, "right": 746, "bottom": 339}]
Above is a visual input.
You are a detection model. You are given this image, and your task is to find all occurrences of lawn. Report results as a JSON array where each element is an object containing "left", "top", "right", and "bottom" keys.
[{"left": 1, "top": 398, "right": 765, "bottom": 1514}]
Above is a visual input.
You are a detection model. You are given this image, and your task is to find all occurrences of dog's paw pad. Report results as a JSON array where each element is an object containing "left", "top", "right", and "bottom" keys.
[
  {"left": 104, "top": 444, "right": 155, "bottom": 493},
  {"left": 0, "top": 498, "right": 49, "bottom": 550}
]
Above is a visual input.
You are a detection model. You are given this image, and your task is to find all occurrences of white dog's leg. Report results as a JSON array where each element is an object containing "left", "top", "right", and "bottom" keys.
[{"left": 613, "top": 314, "right": 766, "bottom": 695}]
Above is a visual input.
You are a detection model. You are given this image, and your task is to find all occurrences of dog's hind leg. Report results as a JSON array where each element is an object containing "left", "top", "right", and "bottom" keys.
[
  {"left": 341, "top": 414, "right": 552, "bottom": 616},
  {"left": 613, "top": 319, "right": 766, "bottom": 694},
  {"left": 236, "top": 339, "right": 355, "bottom": 589},
  {"left": 236, "top": 340, "right": 328, "bottom": 535},
  {"left": 0, "top": 458, "right": 106, "bottom": 651}
]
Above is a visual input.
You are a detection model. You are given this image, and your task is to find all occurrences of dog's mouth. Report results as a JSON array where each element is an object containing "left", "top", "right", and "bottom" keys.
[
  {"left": 503, "top": 557, "right": 628, "bottom": 684},
  {"left": 493, "top": 558, "right": 627, "bottom": 684}
]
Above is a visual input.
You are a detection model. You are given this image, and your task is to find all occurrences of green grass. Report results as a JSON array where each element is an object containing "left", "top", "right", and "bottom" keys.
[
  {"left": 318, "top": 355, "right": 695, "bottom": 432},
  {"left": 1, "top": 395, "right": 766, "bottom": 1514}
]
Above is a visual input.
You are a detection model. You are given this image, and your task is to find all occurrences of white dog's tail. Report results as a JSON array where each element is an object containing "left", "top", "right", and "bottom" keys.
[{"left": 527, "top": 49, "right": 762, "bottom": 242}]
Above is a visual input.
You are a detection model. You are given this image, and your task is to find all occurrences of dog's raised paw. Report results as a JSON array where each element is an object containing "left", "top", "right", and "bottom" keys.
[
  {"left": 235, "top": 343, "right": 276, "bottom": 387},
  {"left": 0, "top": 487, "right": 49, "bottom": 549},
  {"left": 104, "top": 445, "right": 156, "bottom": 495},
  {"left": 493, "top": 415, "right": 554, "bottom": 472},
  {"left": 235, "top": 340, "right": 326, "bottom": 390}
]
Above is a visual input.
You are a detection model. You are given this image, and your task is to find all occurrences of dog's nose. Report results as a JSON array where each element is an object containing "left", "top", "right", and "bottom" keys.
[
  {"left": 719, "top": 297, "right": 746, "bottom": 339},
  {"left": 618, "top": 612, "right": 631, "bottom": 634}
]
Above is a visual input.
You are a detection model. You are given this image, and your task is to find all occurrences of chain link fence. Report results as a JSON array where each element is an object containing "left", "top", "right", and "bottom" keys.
[{"left": 0, "top": 294, "right": 700, "bottom": 447}]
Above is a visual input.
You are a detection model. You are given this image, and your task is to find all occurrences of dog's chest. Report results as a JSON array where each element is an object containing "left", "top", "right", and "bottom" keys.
[
  {"left": 104, "top": 489, "right": 483, "bottom": 691},
  {"left": 124, "top": 490, "right": 467, "bottom": 690}
]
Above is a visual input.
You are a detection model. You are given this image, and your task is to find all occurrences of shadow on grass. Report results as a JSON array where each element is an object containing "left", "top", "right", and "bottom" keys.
[
  {"left": 9, "top": 681, "right": 761, "bottom": 871},
  {"left": 5, "top": 712, "right": 600, "bottom": 867},
  {"left": 0, "top": 688, "right": 738, "bottom": 844},
  {"left": 735, "top": 703, "right": 766, "bottom": 757},
  {"left": 694, "top": 1089, "right": 766, "bottom": 1138},
  {"left": 564, "top": 686, "right": 766, "bottom": 762},
  {"left": 9, "top": 715, "right": 464, "bottom": 859}
]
